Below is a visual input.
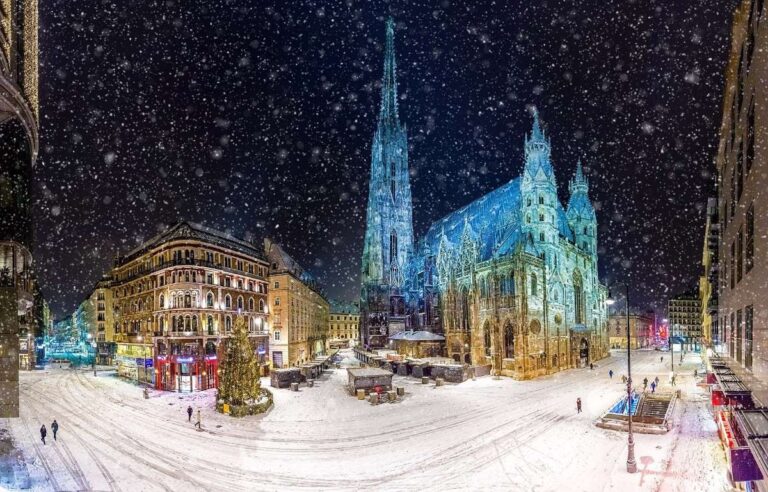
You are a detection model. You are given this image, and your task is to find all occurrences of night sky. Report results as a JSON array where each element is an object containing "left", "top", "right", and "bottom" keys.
[{"left": 36, "top": 0, "right": 738, "bottom": 318}]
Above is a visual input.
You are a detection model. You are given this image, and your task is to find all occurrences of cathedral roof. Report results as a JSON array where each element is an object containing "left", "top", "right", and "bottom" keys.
[{"left": 421, "top": 178, "right": 574, "bottom": 264}]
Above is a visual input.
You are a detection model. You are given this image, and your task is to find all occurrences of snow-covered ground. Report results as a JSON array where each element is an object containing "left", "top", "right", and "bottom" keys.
[{"left": 2, "top": 350, "right": 733, "bottom": 491}]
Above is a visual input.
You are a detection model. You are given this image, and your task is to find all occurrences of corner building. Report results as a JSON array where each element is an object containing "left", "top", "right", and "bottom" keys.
[
  {"left": 111, "top": 222, "right": 269, "bottom": 391},
  {"left": 359, "top": 19, "right": 609, "bottom": 379}
]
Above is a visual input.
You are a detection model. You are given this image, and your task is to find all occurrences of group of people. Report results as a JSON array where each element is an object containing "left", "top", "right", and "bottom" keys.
[
  {"left": 187, "top": 405, "right": 202, "bottom": 429},
  {"left": 39, "top": 420, "right": 59, "bottom": 445}
]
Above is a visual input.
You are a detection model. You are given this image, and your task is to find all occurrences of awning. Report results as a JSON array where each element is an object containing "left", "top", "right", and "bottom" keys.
[{"left": 733, "top": 409, "right": 768, "bottom": 482}]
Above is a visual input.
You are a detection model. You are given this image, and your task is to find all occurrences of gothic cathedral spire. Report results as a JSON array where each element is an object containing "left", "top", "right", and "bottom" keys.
[{"left": 360, "top": 18, "right": 415, "bottom": 348}]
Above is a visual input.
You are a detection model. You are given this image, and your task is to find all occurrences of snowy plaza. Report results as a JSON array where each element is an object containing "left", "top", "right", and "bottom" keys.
[{"left": 4, "top": 350, "right": 731, "bottom": 491}]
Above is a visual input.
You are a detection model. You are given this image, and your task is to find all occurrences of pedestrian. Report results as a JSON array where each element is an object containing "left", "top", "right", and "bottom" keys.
[
  {"left": 609, "top": 369, "right": 613, "bottom": 379},
  {"left": 51, "top": 420, "right": 59, "bottom": 441},
  {"left": 654, "top": 376, "right": 659, "bottom": 386},
  {"left": 194, "top": 409, "right": 202, "bottom": 430},
  {"left": 643, "top": 377, "right": 648, "bottom": 387},
  {"left": 671, "top": 375, "right": 676, "bottom": 386},
  {"left": 187, "top": 405, "right": 193, "bottom": 422},
  {"left": 621, "top": 375, "right": 627, "bottom": 384},
  {"left": 694, "top": 369, "right": 698, "bottom": 378},
  {"left": 40, "top": 425, "right": 46, "bottom": 445},
  {"left": 576, "top": 397, "right": 582, "bottom": 413},
  {"left": 651, "top": 381, "right": 656, "bottom": 393},
  {"left": 661, "top": 356, "right": 664, "bottom": 363}
]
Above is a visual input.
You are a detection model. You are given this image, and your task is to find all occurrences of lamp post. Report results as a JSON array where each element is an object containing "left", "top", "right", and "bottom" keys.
[{"left": 606, "top": 282, "right": 637, "bottom": 474}]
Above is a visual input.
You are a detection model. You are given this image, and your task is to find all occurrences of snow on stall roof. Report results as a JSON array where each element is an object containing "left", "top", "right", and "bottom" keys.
[{"left": 389, "top": 330, "right": 445, "bottom": 341}]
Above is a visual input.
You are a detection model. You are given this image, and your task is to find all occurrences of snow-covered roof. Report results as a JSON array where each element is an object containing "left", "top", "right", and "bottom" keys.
[{"left": 390, "top": 330, "right": 445, "bottom": 341}]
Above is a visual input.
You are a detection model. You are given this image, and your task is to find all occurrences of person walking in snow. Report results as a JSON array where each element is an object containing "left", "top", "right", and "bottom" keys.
[
  {"left": 660, "top": 355, "right": 664, "bottom": 363},
  {"left": 642, "top": 377, "right": 648, "bottom": 391},
  {"left": 40, "top": 424, "right": 47, "bottom": 445},
  {"left": 671, "top": 375, "right": 676, "bottom": 386},
  {"left": 590, "top": 363, "right": 594, "bottom": 370},
  {"left": 576, "top": 398, "right": 582, "bottom": 413},
  {"left": 194, "top": 409, "right": 202, "bottom": 430},
  {"left": 609, "top": 369, "right": 614, "bottom": 379},
  {"left": 51, "top": 420, "right": 59, "bottom": 441},
  {"left": 187, "top": 405, "right": 193, "bottom": 422},
  {"left": 651, "top": 381, "right": 656, "bottom": 393},
  {"left": 654, "top": 376, "right": 660, "bottom": 386},
  {"left": 694, "top": 369, "right": 698, "bottom": 378}
]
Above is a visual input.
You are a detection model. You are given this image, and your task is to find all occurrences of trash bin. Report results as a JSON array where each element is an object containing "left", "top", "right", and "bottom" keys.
[
  {"left": 369, "top": 392, "right": 379, "bottom": 404},
  {"left": 396, "top": 386, "right": 405, "bottom": 396},
  {"left": 436, "top": 378, "right": 445, "bottom": 387},
  {"left": 421, "top": 376, "right": 429, "bottom": 384},
  {"left": 291, "top": 382, "right": 299, "bottom": 392},
  {"left": 387, "top": 390, "right": 397, "bottom": 402},
  {"left": 357, "top": 389, "right": 366, "bottom": 400}
]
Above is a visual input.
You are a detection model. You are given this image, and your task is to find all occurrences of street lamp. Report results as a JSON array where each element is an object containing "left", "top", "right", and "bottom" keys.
[{"left": 606, "top": 282, "right": 637, "bottom": 474}]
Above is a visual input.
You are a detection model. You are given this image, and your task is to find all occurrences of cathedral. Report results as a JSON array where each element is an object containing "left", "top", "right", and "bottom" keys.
[{"left": 360, "top": 19, "right": 609, "bottom": 379}]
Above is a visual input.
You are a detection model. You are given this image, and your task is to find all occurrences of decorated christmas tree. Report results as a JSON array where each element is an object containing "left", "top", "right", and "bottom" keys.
[{"left": 218, "top": 315, "right": 261, "bottom": 406}]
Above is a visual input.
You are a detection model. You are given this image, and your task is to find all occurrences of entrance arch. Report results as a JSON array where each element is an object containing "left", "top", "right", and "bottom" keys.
[{"left": 579, "top": 337, "right": 589, "bottom": 366}]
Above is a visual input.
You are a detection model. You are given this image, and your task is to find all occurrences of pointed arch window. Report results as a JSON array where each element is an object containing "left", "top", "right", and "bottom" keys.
[
  {"left": 573, "top": 270, "right": 584, "bottom": 324},
  {"left": 531, "top": 274, "right": 538, "bottom": 296},
  {"left": 390, "top": 231, "right": 398, "bottom": 264},
  {"left": 390, "top": 161, "right": 397, "bottom": 199},
  {"left": 539, "top": 232, "right": 545, "bottom": 241},
  {"left": 207, "top": 292, "right": 214, "bottom": 308},
  {"left": 539, "top": 196, "right": 544, "bottom": 205},
  {"left": 484, "top": 322, "right": 491, "bottom": 357},
  {"left": 504, "top": 322, "right": 515, "bottom": 358}
]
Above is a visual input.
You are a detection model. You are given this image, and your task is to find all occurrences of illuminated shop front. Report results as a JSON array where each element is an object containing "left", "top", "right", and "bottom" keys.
[
  {"left": 116, "top": 343, "right": 155, "bottom": 385},
  {"left": 154, "top": 340, "right": 219, "bottom": 392}
]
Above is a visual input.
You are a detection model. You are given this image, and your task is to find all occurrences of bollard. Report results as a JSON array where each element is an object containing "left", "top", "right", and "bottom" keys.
[
  {"left": 421, "top": 376, "right": 429, "bottom": 384},
  {"left": 387, "top": 390, "right": 397, "bottom": 402},
  {"left": 396, "top": 386, "right": 405, "bottom": 396},
  {"left": 369, "top": 392, "right": 379, "bottom": 405},
  {"left": 356, "top": 388, "right": 366, "bottom": 400},
  {"left": 436, "top": 377, "right": 445, "bottom": 387},
  {"left": 290, "top": 382, "right": 299, "bottom": 392}
]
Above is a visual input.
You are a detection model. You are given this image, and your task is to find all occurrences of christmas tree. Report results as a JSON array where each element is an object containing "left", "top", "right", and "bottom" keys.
[{"left": 219, "top": 315, "right": 261, "bottom": 406}]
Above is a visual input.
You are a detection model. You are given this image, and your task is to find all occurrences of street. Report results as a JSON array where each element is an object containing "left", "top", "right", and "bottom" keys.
[{"left": 5, "top": 350, "right": 732, "bottom": 491}]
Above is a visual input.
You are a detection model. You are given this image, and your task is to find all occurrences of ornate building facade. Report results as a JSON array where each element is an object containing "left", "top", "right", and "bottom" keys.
[
  {"left": 0, "top": 0, "right": 38, "bottom": 417},
  {"left": 360, "top": 19, "right": 609, "bottom": 379},
  {"left": 110, "top": 222, "right": 270, "bottom": 392}
]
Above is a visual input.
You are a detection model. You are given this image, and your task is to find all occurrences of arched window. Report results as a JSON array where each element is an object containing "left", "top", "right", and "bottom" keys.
[
  {"left": 390, "top": 231, "right": 398, "bottom": 264},
  {"left": 176, "top": 316, "right": 184, "bottom": 331},
  {"left": 259, "top": 299, "right": 265, "bottom": 312},
  {"left": 573, "top": 270, "right": 584, "bottom": 324},
  {"left": 539, "top": 232, "right": 545, "bottom": 241},
  {"left": 159, "top": 294, "right": 165, "bottom": 309},
  {"left": 185, "top": 271, "right": 190, "bottom": 283},
  {"left": 483, "top": 321, "right": 491, "bottom": 357},
  {"left": 530, "top": 274, "right": 538, "bottom": 296},
  {"left": 184, "top": 293, "right": 191, "bottom": 308},
  {"left": 192, "top": 316, "right": 198, "bottom": 331},
  {"left": 207, "top": 292, "right": 214, "bottom": 308},
  {"left": 207, "top": 315, "right": 214, "bottom": 335},
  {"left": 238, "top": 279, "right": 243, "bottom": 290},
  {"left": 504, "top": 322, "right": 515, "bottom": 358},
  {"left": 225, "top": 295, "right": 232, "bottom": 309},
  {"left": 539, "top": 213, "right": 544, "bottom": 222},
  {"left": 248, "top": 298, "right": 254, "bottom": 311},
  {"left": 237, "top": 296, "right": 244, "bottom": 310},
  {"left": 185, "top": 316, "right": 191, "bottom": 331},
  {"left": 461, "top": 287, "right": 470, "bottom": 331},
  {"left": 225, "top": 316, "right": 232, "bottom": 332},
  {"left": 539, "top": 195, "right": 544, "bottom": 205}
]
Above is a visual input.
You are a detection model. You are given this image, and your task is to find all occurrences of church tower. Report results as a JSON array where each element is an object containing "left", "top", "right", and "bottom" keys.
[
  {"left": 360, "top": 18, "right": 415, "bottom": 348},
  {"left": 566, "top": 160, "right": 598, "bottom": 261},
  {"left": 520, "top": 111, "right": 559, "bottom": 253}
]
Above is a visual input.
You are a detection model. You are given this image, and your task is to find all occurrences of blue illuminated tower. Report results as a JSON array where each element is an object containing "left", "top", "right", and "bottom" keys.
[
  {"left": 520, "top": 111, "right": 559, "bottom": 253},
  {"left": 566, "top": 160, "right": 598, "bottom": 261},
  {"left": 360, "top": 18, "right": 415, "bottom": 348}
]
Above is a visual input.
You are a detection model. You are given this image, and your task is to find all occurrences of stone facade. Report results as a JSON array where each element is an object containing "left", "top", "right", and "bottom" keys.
[
  {"left": 608, "top": 313, "right": 654, "bottom": 349},
  {"left": 265, "top": 239, "right": 329, "bottom": 368},
  {"left": 359, "top": 19, "right": 609, "bottom": 380},
  {"left": 668, "top": 292, "right": 702, "bottom": 351},
  {"left": 716, "top": 0, "right": 767, "bottom": 374}
]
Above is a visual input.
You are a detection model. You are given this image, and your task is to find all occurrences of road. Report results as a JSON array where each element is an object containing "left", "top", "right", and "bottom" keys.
[{"left": 6, "top": 349, "right": 732, "bottom": 491}]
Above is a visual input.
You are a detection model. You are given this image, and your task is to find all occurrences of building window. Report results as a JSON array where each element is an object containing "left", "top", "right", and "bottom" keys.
[
  {"left": 207, "top": 315, "right": 214, "bottom": 335},
  {"left": 259, "top": 299, "right": 265, "bottom": 312},
  {"left": 483, "top": 322, "right": 491, "bottom": 357},
  {"left": 225, "top": 316, "right": 232, "bottom": 332},
  {"left": 538, "top": 196, "right": 544, "bottom": 205},
  {"left": 248, "top": 298, "right": 254, "bottom": 311},
  {"left": 274, "top": 281, "right": 279, "bottom": 289},
  {"left": 747, "top": 99, "right": 755, "bottom": 173},
  {"left": 730, "top": 166, "right": 736, "bottom": 218},
  {"left": 225, "top": 295, "right": 232, "bottom": 309},
  {"left": 736, "top": 309, "right": 743, "bottom": 363},
  {"left": 207, "top": 292, "right": 214, "bottom": 308},
  {"left": 390, "top": 231, "right": 398, "bottom": 264},
  {"left": 730, "top": 241, "right": 736, "bottom": 289},
  {"left": 504, "top": 321, "right": 514, "bottom": 358},
  {"left": 275, "top": 297, "right": 280, "bottom": 306},
  {"left": 237, "top": 296, "right": 244, "bottom": 310},
  {"left": 274, "top": 330, "right": 281, "bottom": 341},
  {"left": 746, "top": 204, "right": 755, "bottom": 273},
  {"left": 530, "top": 274, "right": 537, "bottom": 296},
  {"left": 737, "top": 226, "right": 744, "bottom": 283},
  {"left": 746, "top": 305, "right": 754, "bottom": 369},
  {"left": 207, "top": 274, "right": 213, "bottom": 284}
]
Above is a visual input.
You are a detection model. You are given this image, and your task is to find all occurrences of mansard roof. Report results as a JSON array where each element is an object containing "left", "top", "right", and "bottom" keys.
[{"left": 421, "top": 178, "right": 575, "bottom": 264}]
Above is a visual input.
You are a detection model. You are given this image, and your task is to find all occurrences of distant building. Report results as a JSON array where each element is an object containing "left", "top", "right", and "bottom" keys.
[
  {"left": 329, "top": 300, "right": 360, "bottom": 349},
  {"left": 667, "top": 292, "right": 702, "bottom": 351},
  {"left": 265, "top": 239, "right": 329, "bottom": 368},
  {"left": 699, "top": 197, "right": 720, "bottom": 351},
  {"left": 110, "top": 222, "right": 270, "bottom": 391},
  {"left": 607, "top": 313, "right": 654, "bottom": 349},
  {"left": 0, "top": 0, "right": 39, "bottom": 418}
]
